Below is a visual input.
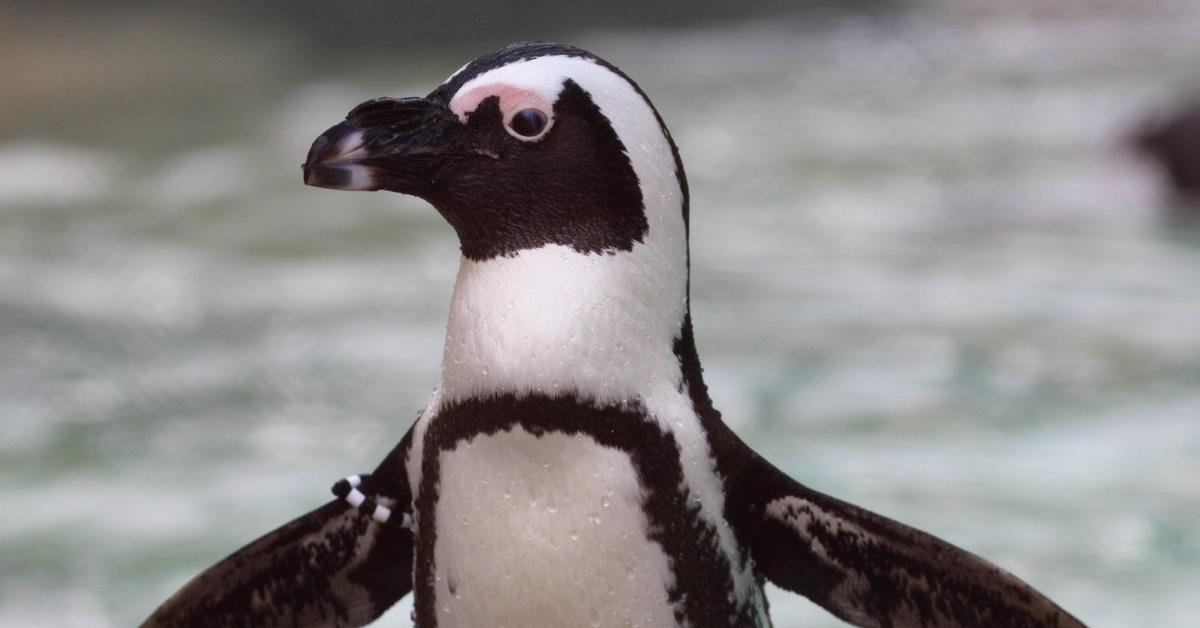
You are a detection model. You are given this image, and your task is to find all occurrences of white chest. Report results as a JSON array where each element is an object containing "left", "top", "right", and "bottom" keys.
[{"left": 429, "top": 425, "right": 679, "bottom": 628}]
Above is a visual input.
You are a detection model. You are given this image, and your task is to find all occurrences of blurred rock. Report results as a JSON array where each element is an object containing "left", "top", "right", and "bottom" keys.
[{"left": 1135, "top": 101, "right": 1200, "bottom": 203}]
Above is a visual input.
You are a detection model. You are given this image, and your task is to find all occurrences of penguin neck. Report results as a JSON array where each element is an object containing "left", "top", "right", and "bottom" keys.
[{"left": 435, "top": 236, "right": 693, "bottom": 411}]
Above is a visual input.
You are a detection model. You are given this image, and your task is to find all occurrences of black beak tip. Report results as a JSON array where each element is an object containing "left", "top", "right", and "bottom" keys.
[
  {"left": 303, "top": 164, "right": 355, "bottom": 189},
  {"left": 302, "top": 122, "right": 375, "bottom": 191}
]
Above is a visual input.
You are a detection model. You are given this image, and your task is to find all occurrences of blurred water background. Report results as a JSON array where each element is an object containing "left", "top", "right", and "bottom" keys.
[{"left": 2, "top": 0, "right": 1199, "bottom": 625}]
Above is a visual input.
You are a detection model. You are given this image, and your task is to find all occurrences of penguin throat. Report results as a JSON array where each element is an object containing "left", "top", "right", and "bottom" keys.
[{"left": 436, "top": 241, "right": 689, "bottom": 407}]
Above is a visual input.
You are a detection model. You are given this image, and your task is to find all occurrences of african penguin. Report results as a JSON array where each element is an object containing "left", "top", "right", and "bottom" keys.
[{"left": 144, "top": 42, "right": 1086, "bottom": 628}]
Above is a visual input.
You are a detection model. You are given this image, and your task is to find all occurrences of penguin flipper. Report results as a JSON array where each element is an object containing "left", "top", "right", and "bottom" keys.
[
  {"left": 142, "top": 434, "right": 416, "bottom": 628},
  {"left": 718, "top": 429, "right": 1085, "bottom": 627}
]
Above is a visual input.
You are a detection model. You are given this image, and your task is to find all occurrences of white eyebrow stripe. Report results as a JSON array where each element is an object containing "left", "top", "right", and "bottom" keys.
[
  {"left": 448, "top": 56, "right": 584, "bottom": 119},
  {"left": 449, "top": 83, "right": 552, "bottom": 125}
]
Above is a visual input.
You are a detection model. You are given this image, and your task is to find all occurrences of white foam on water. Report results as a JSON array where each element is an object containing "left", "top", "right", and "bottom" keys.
[
  {"left": 142, "top": 146, "right": 255, "bottom": 209},
  {"left": 0, "top": 142, "right": 118, "bottom": 206}
]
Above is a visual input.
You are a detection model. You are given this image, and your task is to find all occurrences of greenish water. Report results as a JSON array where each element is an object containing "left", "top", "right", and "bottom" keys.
[{"left": 2, "top": 2, "right": 1199, "bottom": 626}]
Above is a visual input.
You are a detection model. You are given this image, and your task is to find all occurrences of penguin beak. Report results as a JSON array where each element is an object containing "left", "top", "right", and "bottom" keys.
[{"left": 302, "top": 96, "right": 454, "bottom": 195}]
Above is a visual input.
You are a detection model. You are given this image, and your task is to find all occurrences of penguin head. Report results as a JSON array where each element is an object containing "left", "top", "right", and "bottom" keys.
[{"left": 302, "top": 42, "right": 688, "bottom": 262}]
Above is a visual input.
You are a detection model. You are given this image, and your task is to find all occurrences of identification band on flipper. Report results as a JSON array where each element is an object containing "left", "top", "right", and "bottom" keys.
[{"left": 330, "top": 474, "right": 414, "bottom": 530}]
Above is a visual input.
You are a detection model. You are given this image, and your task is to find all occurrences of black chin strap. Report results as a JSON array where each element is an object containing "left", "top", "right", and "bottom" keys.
[{"left": 330, "top": 473, "right": 413, "bottom": 530}]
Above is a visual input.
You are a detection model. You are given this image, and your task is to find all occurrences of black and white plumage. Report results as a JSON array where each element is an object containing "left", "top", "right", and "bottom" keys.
[{"left": 144, "top": 42, "right": 1085, "bottom": 628}]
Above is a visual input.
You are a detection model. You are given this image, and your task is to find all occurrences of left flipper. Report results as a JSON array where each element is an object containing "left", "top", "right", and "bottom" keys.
[{"left": 712, "top": 422, "right": 1086, "bottom": 628}]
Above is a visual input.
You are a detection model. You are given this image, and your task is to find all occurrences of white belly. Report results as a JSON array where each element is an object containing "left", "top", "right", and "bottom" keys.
[{"left": 431, "top": 425, "right": 678, "bottom": 628}]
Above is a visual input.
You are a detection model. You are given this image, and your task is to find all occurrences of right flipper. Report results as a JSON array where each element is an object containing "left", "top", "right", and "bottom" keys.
[{"left": 142, "top": 432, "right": 416, "bottom": 628}]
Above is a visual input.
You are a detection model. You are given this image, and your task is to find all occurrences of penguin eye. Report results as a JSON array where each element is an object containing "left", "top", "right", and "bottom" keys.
[{"left": 508, "top": 108, "right": 549, "bottom": 139}]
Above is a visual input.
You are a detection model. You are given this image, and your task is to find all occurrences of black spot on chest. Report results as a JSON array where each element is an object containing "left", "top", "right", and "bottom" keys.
[{"left": 411, "top": 393, "right": 760, "bottom": 627}]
